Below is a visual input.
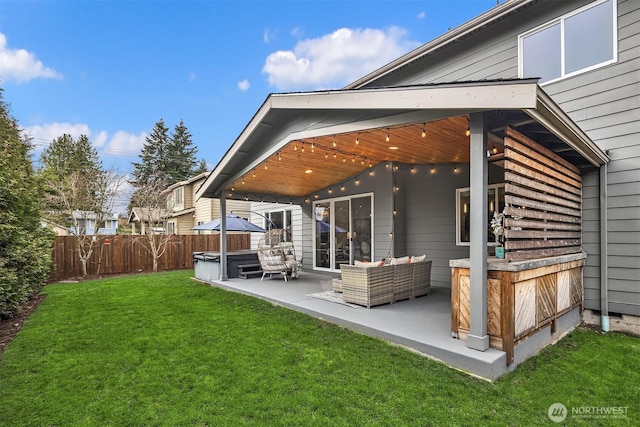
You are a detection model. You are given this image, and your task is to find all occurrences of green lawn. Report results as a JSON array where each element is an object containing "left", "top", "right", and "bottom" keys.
[{"left": 0, "top": 270, "right": 637, "bottom": 426}]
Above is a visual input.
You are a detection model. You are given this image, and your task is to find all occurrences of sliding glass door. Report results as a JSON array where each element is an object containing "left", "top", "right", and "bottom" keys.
[{"left": 313, "top": 194, "right": 373, "bottom": 272}]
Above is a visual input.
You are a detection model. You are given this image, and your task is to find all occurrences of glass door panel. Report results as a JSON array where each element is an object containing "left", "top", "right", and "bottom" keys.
[
  {"left": 314, "top": 203, "right": 331, "bottom": 268},
  {"left": 352, "top": 196, "right": 372, "bottom": 262},
  {"left": 334, "top": 200, "right": 350, "bottom": 268}
]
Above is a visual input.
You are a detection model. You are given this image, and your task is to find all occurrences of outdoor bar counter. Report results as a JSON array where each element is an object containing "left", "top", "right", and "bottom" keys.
[
  {"left": 193, "top": 250, "right": 259, "bottom": 281},
  {"left": 450, "top": 252, "right": 586, "bottom": 364}
]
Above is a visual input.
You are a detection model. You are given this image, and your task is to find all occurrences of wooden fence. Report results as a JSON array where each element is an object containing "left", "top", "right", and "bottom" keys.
[{"left": 48, "top": 234, "right": 251, "bottom": 281}]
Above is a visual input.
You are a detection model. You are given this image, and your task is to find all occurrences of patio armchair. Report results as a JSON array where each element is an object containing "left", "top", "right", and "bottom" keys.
[
  {"left": 257, "top": 230, "right": 299, "bottom": 281},
  {"left": 257, "top": 249, "right": 291, "bottom": 281}
]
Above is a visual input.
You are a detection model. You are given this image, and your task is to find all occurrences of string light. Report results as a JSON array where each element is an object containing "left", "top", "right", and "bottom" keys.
[
  {"left": 355, "top": 133, "right": 359, "bottom": 145},
  {"left": 328, "top": 188, "right": 333, "bottom": 194},
  {"left": 386, "top": 128, "right": 390, "bottom": 143},
  {"left": 410, "top": 166, "right": 415, "bottom": 174},
  {"left": 252, "top": 170, "right": 256, "bottom": 178},
  {"left": 430, "top": 165, "right": 435, "bottom": 174},
  {"left": 355, "top": 178, "right": 360, "bottom": 185},
  {"left": 341, "top": 184, "right": 345, "bottom": 191},
  {"left": 278, "top": 152, "right": 282, "bottom": 160},
  {"left": 325, "top": 151, "right": 328, "bottom": 159},
  {"left": 421, "top": 123, "right": 426, "bottom": 138},
  {"left": 333, "top": 136, "right": 337, "bottom": 147},
  {"left": 294, "top": 144, "right": 298, "bottom": 151},
  {"left": 301, "top": 142, "right": 305, "bottom": 153}
]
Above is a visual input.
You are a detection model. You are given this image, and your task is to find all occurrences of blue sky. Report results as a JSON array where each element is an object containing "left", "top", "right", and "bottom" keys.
[{"left": 1, "top": 0, "right": 497, "bottom": 210}]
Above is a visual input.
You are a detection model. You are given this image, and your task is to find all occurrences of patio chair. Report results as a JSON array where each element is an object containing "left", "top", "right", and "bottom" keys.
[{"left": 257, "top": 229, "right": 298, "bottom": 281}]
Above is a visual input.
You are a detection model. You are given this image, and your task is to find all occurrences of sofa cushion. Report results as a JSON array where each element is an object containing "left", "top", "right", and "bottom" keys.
[
  {"left": 389, "top": 256, "right": 410, "bottom": 265},
  {"left": 354, "top": 260, "right": 383, "bottom": 267},
  {"left": 411, "top": 254, "right": 427, "bottom": 263}
]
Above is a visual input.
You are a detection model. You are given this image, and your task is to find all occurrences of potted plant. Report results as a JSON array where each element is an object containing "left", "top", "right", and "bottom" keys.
[{"left": 491, "top": 210, "right": 505, "bottom": 259}]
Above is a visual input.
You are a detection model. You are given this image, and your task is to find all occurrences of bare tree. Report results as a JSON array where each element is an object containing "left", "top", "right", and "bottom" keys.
[
  {"left": 46, "top": 168, "right": 124, "bottom": 276},
  {"left": 130, "top": 178, "right": 176, "bottom": 272}
]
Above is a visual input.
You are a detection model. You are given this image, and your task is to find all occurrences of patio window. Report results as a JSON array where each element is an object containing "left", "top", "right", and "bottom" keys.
[
  {"left": 518, "top": 0, "right": 616, "bottom": 84},
  {"left": 456, "top": 184, "right": 505, "bottom": 246},
  {"left": 263, "top": 209, "right": 293, "bottom": 239}
]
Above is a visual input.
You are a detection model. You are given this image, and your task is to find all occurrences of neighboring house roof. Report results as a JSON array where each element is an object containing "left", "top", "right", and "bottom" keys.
[
  {"left": 70, "top": 210, "right": 117, "bottom": 221},
  {"left": 163, "top": 171, "right": 209, "bottom": 194},
  {"left": 41, "top": 220, "right": 70, "bottom": 236},
  {"left": 128, "top": 207, "right": 169, "bottom": 223}
]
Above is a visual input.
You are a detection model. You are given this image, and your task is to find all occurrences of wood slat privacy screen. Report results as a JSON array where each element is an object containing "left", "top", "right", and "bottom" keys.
[{"left": 502, "top": 127, "right": 582, "bottom": 262}]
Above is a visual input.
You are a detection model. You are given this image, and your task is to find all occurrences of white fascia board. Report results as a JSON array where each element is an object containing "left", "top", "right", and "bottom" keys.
[{"left": 270, "top": 83, "right": 538, "bottom": 111}]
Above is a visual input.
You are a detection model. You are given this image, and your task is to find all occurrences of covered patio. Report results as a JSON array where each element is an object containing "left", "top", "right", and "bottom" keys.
[
  {"left": 200, "top": 271, "right": 515, "bottom": 379},
  {"left": 195, "top": 78, "right": 608, "bottom": 379}
]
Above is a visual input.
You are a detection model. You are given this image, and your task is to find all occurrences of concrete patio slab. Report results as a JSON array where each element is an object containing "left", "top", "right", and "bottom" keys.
[{"left": 196, "top": 269, "right": 515, "bottom": 380}]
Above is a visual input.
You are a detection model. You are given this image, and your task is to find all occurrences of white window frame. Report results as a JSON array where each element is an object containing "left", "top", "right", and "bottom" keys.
[
  {"left": 312, "top": 192, "right": 374, "bottom": 272},
  {"left": 456, "top": 184, "right": 504, "bottom": 247},
  {"left": 173, "top": 187, "right": 184, "bottom": 209},
  {"left": 518, "top": 0, "right": 617, "bottom": 85}
]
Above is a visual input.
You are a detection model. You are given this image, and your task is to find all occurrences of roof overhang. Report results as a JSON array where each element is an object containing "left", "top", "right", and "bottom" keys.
[{"left": 196, "top": 80, "right": 607, "bottom": 201}]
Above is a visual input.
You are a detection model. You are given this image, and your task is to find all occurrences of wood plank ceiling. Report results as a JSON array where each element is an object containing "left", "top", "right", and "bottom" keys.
[{"left": 228, "top": 115, "right": 486, "bottom": 198}]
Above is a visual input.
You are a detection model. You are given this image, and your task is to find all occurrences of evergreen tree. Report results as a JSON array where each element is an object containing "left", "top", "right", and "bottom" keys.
[
  {"left": 131, "top": 118, "right": 203, "bottom": 189},
  {"left": 166, "top": 119, "right": 198, "bottom": 183},
  {"left": 0, "top": 87, "right": 54, "bottom": 318},
  {"left": 38, "top": 133, "right": 103, "bottom": 224},
  {"left": 131, "top": 118, "right": 170, "bottom": 187},
  {"left": 194, "top": 159, "right": 208, "bottom": 175}
]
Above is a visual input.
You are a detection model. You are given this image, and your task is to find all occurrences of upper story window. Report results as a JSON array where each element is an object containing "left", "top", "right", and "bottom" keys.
[
  {"left": 169, "top": 187, "right": 184, "bottom": 209},
  {"left": 519, "top": 0, "right": 616, "bottom": 84}
]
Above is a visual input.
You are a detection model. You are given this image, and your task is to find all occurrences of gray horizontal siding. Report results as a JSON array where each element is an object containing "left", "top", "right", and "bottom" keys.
[{"left": 364, "top": 0, "right": 640, "bottom": 316}]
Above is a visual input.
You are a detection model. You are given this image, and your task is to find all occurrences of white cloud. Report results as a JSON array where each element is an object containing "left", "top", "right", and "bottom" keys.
[
  {"left": 22, "top": 122, "right": 146, "bottom": 160},
  {"left": 417, "top": 11, "right": 426, "bottom": 20},
  {"left": 262, "top": 26, "right": 420, "bottom": 91},
  {"left": 237, "top": 79, "right": 250, "bottom": 91},
  {"left": 0, "top": 33, "right": 63, "bottom": 83},
  {"left": 102, "top": 130, "right": 147, "bottom": 157},
  {"left": 263, "top": 28, "right": 276, "bottom": 43}
]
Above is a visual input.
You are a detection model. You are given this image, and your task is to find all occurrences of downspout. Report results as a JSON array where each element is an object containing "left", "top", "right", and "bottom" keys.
[{"left": 599, "top": 161, "right": 609, "bottom": 332}]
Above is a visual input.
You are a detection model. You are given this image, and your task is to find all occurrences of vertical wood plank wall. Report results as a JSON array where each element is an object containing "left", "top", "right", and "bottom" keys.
[
  {"left": 451, "top": 258, "right": 584, "bottom": 364},
  {"left": 502, "top": 127, "right": 583, "bottom": 262}
]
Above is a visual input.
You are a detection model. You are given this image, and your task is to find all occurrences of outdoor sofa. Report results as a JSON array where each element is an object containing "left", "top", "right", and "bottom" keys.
[{"left": 338, "top": 256, "right": 432, "bottom": 308}]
